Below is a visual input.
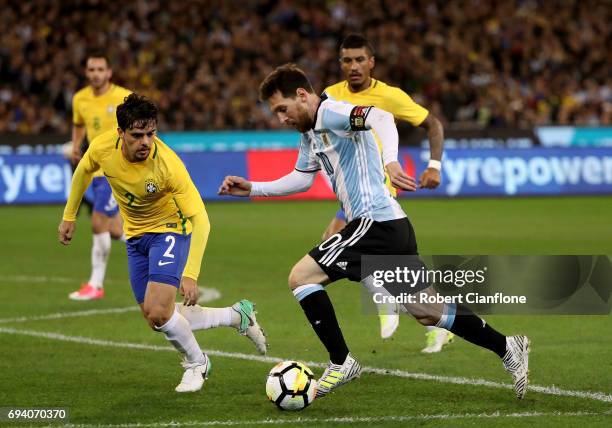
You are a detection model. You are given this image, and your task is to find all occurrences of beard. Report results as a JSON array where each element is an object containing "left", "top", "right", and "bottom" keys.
[
  {"left": 294, "top": 106, "right": 314, "bottom": 133},
  {"left": 89, "top": 77, "right": 108, "bottom": 90}
]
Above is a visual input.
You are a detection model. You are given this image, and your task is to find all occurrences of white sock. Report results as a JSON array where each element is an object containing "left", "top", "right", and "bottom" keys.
[
  {"left": 426, "top": 326, "right": 436, "bottom": 332},
  {"left": 177, "top": 304, "right": 240, "bottom": 330},
  {"left": 157, "top": 309, "right": 205, "bottom": 364},
  {"left": 88, "top": 232, "right": 111, "bottom": 289}
]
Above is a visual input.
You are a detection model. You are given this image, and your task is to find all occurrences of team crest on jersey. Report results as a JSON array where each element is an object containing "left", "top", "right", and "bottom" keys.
[
  {"left": 349, "top": 105, "right": 372, "bottom": 131},
  {"left": 144, "top": 179, "right": 158, "bottom": 196}
]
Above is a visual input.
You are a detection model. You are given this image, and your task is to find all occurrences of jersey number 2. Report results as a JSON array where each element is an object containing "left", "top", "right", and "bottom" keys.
[
  {"left": 124, "top": 192, "right": 136, "bottom": 207},
  {"left": 164, "top": 235, "right": 176, "bottom": 259}
]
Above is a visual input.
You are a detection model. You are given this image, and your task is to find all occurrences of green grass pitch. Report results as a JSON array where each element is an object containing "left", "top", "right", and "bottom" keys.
[{"left": 0, "top": 197, "right": 610, "bottom": 427}]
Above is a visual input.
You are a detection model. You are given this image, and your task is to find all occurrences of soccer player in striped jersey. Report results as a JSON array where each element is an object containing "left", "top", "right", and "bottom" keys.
[
  {"left": 323, "top": 34, "right": 452, "bottom": 351},
  {"left": 59, "top": 94, "right": 267, "bottom": 392},
  {"left": 68, "top": 52, "right": 131, "bottom": 301},
  {"left": 219, "top": 64, "right": 529, "bottom": 400}
]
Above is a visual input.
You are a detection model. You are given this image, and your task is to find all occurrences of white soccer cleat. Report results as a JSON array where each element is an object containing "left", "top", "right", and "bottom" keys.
[
  {"left": 421, "top": 328, "right": 455, "bottom": 353},
  {"left": 502, "top": 335, "right": 530, "bottom": 399},
  {"left": 232, "top": 299, "right": 267, "bottom": 355},
  {"left": 378, "top": 302, "right": 400, "bottom": 339},
  {"left": 175, "top": 355, "right": 211, "bottom": 393},
  {"left": 316, "top": 353, "right": 362, "bottom": 397}
]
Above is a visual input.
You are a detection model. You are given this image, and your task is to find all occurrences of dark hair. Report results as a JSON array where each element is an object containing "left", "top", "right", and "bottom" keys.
[
  {"left": 116, "top": 94, "right": 158, "bottom": 130},
  {"left": 339, "top": 34, "right": 375, "bottom": 57},
  {"left": 259, "top": 63, "right": 314, "bottom": 101},
  {"left": 84, "top": 50, "right": 110, "bottom": 67}
]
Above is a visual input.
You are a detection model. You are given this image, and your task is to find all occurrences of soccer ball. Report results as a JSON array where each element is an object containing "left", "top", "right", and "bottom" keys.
[{"left": 266, "top": 361, "right": 317, "bottom": 410}]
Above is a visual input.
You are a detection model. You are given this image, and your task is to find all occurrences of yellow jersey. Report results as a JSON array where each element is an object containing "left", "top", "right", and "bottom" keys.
[
  {"left": 324, "top": 79, "right": 429, "bottom": 126},
  {"left": 72, "top": 84, "right": 132, "bottom": 177},
  {"left": 72, "top": 84, "right": 132, "bottom": 141},
  {"left": 324, "top": 79, "right": 429, "bottom": 197},
  {"left": 63, "top": 129, "right": 206, "bottom": 239}
]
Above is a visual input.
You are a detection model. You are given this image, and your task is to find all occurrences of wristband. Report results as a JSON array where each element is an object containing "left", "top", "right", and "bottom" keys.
[{"left": 428, "top": 159, "right": 442, "bottom": 171}]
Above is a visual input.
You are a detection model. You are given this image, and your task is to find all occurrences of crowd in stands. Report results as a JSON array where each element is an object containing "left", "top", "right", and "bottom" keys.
[{"left": 1, "top": 0, "right": 610, "bottom": 134}]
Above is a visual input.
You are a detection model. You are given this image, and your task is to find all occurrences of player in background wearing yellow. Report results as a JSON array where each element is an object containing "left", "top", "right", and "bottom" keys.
[
  {"left": 58, "top": 94, "right": 267, "bottom": 392},
  {"left": 323, "top": 35, "right": 453, "bottom": 352},
  {"left": 68, "top": 52, "right": 131, "bottom": 300}
]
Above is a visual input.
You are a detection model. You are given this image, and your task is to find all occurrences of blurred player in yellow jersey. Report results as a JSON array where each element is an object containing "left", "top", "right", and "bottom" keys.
[
  {"left": 68, "top": 52, "right": 131, "bottom": 301},
  {"left": 324, "top": 35, "right": 453, "bottom": 352},
  {"left": 58, "top": 94, "right": 267, "bottom": 392}
]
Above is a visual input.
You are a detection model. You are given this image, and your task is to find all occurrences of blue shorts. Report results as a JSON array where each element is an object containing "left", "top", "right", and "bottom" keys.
[
  {"left": 335, "top": 208, "right": 347, "bottom": 222},
  {"left": 126, "top": 233, "right": 191, "bottom": 304},
  {"left": 92, "top": 177, "right": 119, "bottom": 216}
]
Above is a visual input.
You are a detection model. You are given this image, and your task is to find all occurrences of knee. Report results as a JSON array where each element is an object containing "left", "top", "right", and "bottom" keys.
[
  {"left": 91, "top": 221, "right": 106, "bottom": 235},
  {"left": 288, "top": 265, "right": 303, "bottom": 291},
  {"left": 91, "top": 213, "right": 110, "bottom": 234},
  {"left": 109, "top": 216, "right": 123, "bottom": 240},
  {"left": 288, "top": 256, "right": 328, "bottom": 291},
  {"left": 109, "top": 229, "right": 123, "bottom": 240},
  {"left": 143, "top": 304, "right": 172, "bottom": 329}
]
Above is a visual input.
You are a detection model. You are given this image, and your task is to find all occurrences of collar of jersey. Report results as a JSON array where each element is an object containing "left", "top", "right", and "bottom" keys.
[
  {"left": 89, "top": 83, "right": 115, "bottom": 98},
  {"left": 345, "top": 78, "right": 378, "bottom": 95},
  {"left": 311, "top": 92, "right": 328, "bottom": 131}
]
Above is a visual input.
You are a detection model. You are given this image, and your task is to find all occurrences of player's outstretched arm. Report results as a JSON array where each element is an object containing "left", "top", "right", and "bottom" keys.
[
  {"left": 218, "top": 171, "right": 316, "bottom": 197},
  {"left": 218, "top": 175, "right": 252, "bottom": 197},
  {"left": 250, "top": 170, "right": 316, "bottom": 197}
]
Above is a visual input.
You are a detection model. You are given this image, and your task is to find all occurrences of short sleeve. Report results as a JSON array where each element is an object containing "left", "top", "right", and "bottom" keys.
[
  {"left": 72, "top": 93, "right": 84, "bottom": 125},
  {"left": 118, "top": 87, "right": 132, "bottom": 103},
  {"left": 385, "top": 87, "right": 429, "bottom": 126},
  {"left": 320, "top": 101, "right": 373, "bottom": 132},
  {"left": 294, "top": 136, "right": 320, "bottom": 173}
]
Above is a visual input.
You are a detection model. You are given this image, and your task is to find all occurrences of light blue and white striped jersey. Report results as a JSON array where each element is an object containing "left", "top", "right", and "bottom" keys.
[{"left": 295, "top": 96, "right": 406, "bottom": 223}]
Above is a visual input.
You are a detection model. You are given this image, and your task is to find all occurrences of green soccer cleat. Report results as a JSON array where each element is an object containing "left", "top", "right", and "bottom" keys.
[{"left": 232, "top": 299, "right": 268, "bottom": 355}]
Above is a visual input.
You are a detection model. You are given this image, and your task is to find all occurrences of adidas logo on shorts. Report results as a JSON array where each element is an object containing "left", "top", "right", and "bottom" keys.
[{"left": 336, "top": 261, "right": 348, "bottom": 270}]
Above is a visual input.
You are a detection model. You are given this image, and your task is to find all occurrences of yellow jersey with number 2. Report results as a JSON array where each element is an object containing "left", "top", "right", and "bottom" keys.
[{"left": 63, "top": 129, "right": 206, "bottom": 239}]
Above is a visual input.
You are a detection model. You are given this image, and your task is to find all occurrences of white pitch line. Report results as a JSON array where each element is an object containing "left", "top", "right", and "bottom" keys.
[
  {"left": 45, "top": 410, "right": 612, "bottom": 428},
  {"left": 1, "top": 327, "right": 610, "bottom": 404},
  {"left": 0, "top": 307, "right": 138, "bottom": 325},
  {"left": 3, "top": 276, "right": 220, "bottom": 304},
  {"left": 0, "top": 287, "right": 221, "bottom": 324},
  {"left": 3, "top": 275, "right": 126, "bottom": 285},
  {"left": 4, "top": 275, "right": 221, "bottom": 304}
]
